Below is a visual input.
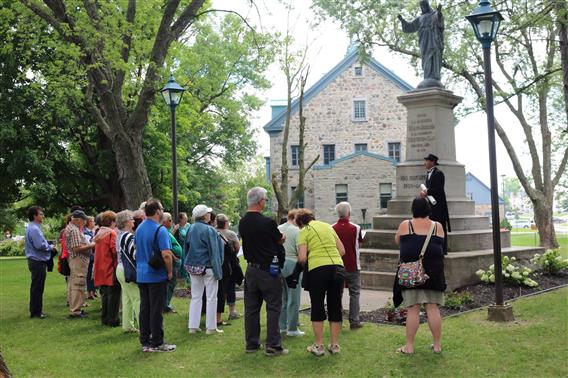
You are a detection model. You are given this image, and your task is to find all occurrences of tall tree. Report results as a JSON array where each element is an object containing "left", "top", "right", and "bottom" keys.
[
  {"left": 271, "top": 11, "right": 319, "bottom": 219},
  {"left": 314, "top": 0, "right": 568, "bottom": 248},
  {"left": 19, "top": 0, "right": 207, "bottom": 208}
]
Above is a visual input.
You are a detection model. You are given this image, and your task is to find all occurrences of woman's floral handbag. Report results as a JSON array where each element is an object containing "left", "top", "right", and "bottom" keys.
[
  {"left": 397, "top": 222, "right": 435, "bottom": 288},
  {"left": 184, "top": 265, "right": 206, "bottom": 276}
]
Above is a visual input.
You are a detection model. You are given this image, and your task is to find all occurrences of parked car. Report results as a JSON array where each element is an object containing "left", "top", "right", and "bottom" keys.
[{"left": 510, "top": 219, "right": 532, "bottom": 229}]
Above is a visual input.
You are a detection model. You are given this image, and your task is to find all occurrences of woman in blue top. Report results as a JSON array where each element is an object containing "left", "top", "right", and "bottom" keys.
[
  {"left": 394, "top": 197, "right": 446, "bottom": 354},
  {"left": 185, "top": 204, "right": 224, "bottom": 335}
]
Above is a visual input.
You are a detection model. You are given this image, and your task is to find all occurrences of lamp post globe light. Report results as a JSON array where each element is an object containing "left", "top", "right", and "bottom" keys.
[
  {"left": 161, "top": 75, "right": 185, "bottom": 223},
  {"left": 466, "top": 1, "right": 512, "bottom": 322}
]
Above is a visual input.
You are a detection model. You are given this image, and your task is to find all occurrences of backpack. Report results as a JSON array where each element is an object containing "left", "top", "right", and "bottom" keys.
[{"left": 119, "top": 232, "right": 137, "bottom": 283}]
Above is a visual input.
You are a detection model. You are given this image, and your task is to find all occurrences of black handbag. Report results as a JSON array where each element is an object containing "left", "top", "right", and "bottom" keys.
[{"left": 148, "top": 226, "right": 165, "bottom": 270}]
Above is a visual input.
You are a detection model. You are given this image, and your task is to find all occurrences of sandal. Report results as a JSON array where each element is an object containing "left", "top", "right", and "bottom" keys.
[
  {"left": 430, "top": 344, "right": 442, "bottom": 354},
  {"left": 396, "top": 346, "right": 414, "bottom": 355}
]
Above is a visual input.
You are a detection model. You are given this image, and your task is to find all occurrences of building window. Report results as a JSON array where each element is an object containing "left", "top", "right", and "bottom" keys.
[
  {"left": 291, "top": 145, "right": 299, "bottom": 167},
  {"left": 336, "top": 184, "right": 348, "bottom": 204},
  {"left": 323, "top": 144, "right": 335, "bottom": 165},
  {"left": 355, "top": 143, "right": 368, "bottom": 152},
  {"left": 379, "top": 183, "right": 392, "bottom": 208},
  {"left": 353, "top": 100, "right": 366, "bottom": 121},
  {"left": 354, "top": 65, "right": 363, "bottom": 76},
  {"left": 290, "top": 186, "right": 305, "bottom": 208},
  {"left": 388, "top": 142, "right": 401, "bottom": 162}
]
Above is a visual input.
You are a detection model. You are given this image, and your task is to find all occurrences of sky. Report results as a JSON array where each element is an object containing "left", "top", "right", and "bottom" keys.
[{"left": 212, "top": 0, "right": 535, "bottom": 191}]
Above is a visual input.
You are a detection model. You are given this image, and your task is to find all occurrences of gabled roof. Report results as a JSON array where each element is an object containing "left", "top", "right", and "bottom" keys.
[
  {"left": 313, "top": 151, "right": 398, "bottom": 170},
  {"left": 465, "top": 172, "right": 504, "bottom": 204},
  {"left": 263, "top": 48, "right": 413, "bottom": 134}
]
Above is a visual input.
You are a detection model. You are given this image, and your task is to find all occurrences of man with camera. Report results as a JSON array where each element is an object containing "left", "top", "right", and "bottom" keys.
[{"left": 135, "top": 199, "right": 175, "bottom": 352}]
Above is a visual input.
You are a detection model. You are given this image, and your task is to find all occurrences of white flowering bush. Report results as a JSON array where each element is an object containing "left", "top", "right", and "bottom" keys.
[
  {"left": 476, "top": 256, "right": 538, "bottom": 287},
  {"left": 530, "top": 250, "right": 568, "bottom": 275}
]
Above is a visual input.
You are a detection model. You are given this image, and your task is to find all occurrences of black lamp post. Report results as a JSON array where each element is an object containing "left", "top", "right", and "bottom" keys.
[
  {"left": 161, "top": 75, "right": 185, "bottom": 223},
  {"left": 466, "top": 1, "right": 513, "bottom": 322}
]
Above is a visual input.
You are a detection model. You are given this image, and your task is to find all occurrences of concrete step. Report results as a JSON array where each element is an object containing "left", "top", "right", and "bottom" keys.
[
  {"left": 372, "top": 214, "right": 489, "bottom": 231},
  {"left": 387, "top": 198, "right": 475, "bottom": 215},
  {"left": 363, "top": 229, "right": 511, "bottom": 252},
  {"left": 360, "top": 246, "right": 545, "bottom": 291},
  {"left": 359, "top": 248, "right": 400, "bottom": 272},
  {"left": 361, "top": 271, "right": 396, "bottom": 290}
]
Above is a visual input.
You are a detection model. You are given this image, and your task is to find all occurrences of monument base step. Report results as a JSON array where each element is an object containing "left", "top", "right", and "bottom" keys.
[
  {"left": 360, "top": 246, "right": 545, "bottom": 291},
  {"left": 372, "top": 214, "right": 490, "bottom": 231}
]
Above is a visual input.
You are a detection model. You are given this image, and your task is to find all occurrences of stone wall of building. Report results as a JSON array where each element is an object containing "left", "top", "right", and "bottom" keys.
[
  {"left": 313, "top": 154, "right": 396, "bottom": 224},
  {"left": 268, "top": 60, "right": 408, "bottom": 214}
]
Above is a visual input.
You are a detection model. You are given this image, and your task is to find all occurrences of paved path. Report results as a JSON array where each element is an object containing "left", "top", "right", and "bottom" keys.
[{"left": 236, "top": 288, "right": 392, "bottom": 312}]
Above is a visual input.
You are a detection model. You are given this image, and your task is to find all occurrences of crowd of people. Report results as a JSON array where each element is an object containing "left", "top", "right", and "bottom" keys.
[{"left": 24, "top": 182, "right": 446, "bottom": 356}]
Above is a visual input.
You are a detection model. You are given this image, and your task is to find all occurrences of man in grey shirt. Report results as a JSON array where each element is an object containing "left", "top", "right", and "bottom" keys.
[{"left": 278, "top": 209, "right": 304, "bottom": 336}]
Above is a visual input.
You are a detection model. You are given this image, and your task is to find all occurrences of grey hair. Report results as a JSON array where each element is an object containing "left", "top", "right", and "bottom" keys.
[
  {"left": 116, "top": 210, "right": 133, "bottom": 230},
  {"left": 162, "top": 212, "right": 172, "bottom": 223},
  {"left": 247, "top": 187, "right": 268, "bottom": 207},
  {"left": 335, "top": 202, "right": 352, "bottom": 218}
]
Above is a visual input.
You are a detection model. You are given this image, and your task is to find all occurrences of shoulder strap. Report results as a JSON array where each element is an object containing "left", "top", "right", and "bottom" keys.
[
  {"left": 419, "top": 221, "right": 436, "bottom": 259},
  {"left": 407, "top": 220, "right": 414, "bottom": 235},
  {"left": 152, "top": 225, "right": 163, "bottom": 252}
]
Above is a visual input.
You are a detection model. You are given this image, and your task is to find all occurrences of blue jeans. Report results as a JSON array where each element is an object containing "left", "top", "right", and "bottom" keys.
[{"left": 279, "top": 258, "right": 302, "bottom": 331}]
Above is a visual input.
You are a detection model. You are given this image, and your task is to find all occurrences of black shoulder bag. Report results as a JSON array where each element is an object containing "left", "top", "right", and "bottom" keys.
[{"left": 148, "top": 225, "right": 165, "bottom": 270}]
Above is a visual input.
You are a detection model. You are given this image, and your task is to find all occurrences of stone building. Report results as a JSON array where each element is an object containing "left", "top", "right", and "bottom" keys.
[{"left": 263, "top": 47, "right": 412, "bottom": 224}]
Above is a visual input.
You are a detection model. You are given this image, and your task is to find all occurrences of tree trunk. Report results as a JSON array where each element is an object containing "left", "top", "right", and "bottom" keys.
[
  {"left": 533, "top": 198, "right": 558, "bottom": 249},
  {"left": 112, "top": 133, "right": 152, "bottom": 209},
  {"left": 556, "top": 0, "right": 568, "bottom": 127},
  {"left": 0, "top": 350, "right": 11, "bottom": 378}
]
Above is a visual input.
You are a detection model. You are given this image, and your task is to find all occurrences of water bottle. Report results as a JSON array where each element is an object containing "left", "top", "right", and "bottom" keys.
[{"left": 269, "top": 256, "right": 279, "bottom": 277}]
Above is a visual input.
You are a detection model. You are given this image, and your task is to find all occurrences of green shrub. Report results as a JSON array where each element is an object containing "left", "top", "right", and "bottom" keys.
[
  {"left": 444, "top": 291, "right": 474, "bottom": 309},
  {"left": 476, "top": 256, "right": 538, "bottom": 287},
  {"left": 500, "top": 217, "right": 512, "bottom": 231},
  {"left": 530, "top": 250, "right": 568, "bottom": 275},
  {"left": 0, "top": 239, "right": 25, "bottom": 256}
]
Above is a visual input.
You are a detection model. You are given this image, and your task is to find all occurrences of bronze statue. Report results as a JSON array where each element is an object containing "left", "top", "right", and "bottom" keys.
[{"left": 398, "top": 0, "right": 444, "bottom": 89}]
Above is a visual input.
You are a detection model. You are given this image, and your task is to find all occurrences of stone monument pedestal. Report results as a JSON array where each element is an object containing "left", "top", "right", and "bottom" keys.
[{"left": 360, "top": 87, "right": 544, "bottom": 291}]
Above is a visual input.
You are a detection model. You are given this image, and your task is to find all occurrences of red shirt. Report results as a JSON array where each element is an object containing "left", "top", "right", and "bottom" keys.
[
  {"left": 93, "top": 227, "right": 118, "bottom": 286},
  {"left": 332, "top": 218, "right": 362, "bottom": 272}
]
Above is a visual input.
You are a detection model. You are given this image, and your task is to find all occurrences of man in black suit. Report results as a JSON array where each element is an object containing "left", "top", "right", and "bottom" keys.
[{"left": 421, "top": 154, "right": 451, "bottom": 253}]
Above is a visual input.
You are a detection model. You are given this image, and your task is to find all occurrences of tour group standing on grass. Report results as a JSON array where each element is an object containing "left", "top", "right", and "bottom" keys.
[{"left": 24, "top": 184, "right": 446, "bottom": 357}]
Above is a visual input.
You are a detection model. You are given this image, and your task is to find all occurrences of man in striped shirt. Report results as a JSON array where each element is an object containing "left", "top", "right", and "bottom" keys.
[{"left": 332, "top": 202, "right": 363, "bottom": 330}]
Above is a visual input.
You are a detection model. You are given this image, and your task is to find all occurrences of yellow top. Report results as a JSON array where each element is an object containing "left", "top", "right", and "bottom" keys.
[{"left": 298, "top": 220, "right": 344, "bottom": 271}]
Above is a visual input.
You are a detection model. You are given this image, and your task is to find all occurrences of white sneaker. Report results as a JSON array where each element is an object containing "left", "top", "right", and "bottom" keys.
[
  {"left": 188, "top": 328, "right": 201, "bottom": 334},
  {"left": 287, "top": 330, "right": 305, "bottom": 337},
  {"left": 206, "top": 328, "right": 224, "bottom": 334}
]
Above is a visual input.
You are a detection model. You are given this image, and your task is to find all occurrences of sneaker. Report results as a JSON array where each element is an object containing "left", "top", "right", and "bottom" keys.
[
  {"left": 188, "top": 328, "right": 202, "bottom": 334},
  {"left": 228, "top": 312, "right": 240, "bottom": 320},
  {"left": 68, "top": 311, "right": 88, "bottom": 319},
  {"left": 327, "top": 344, "right": 341, "bottom": 354},
  {"left": 245, "top": 344, "right": 263, "bottom": 353},
  {"left": 287, "top": 330, "right": 305, "bottom": 337},
  {"left": 350, "top": 323, "right": 363, "bottom": 330},
  {"left": 307, "top": 344, "right": 325, "bottom": 357},
  {"left": 206, "top": 328, "right": 224, "bottom": 335},
  {"left": 154, "top": 343, "right": 176, "bottom": 352},
  {"left": 142, "top": 346, "right": 155, "bottom": 353},
  {"left": 265, "top": 346, "right": 289, "bottom": 357}
]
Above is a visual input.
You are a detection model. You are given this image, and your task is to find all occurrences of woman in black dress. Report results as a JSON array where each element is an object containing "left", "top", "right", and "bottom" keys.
[{"left": 394, "top": 197, "right": 446, "bottom": 354}]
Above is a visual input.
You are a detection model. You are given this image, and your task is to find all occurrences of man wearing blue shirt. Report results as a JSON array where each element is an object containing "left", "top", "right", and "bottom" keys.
[
  {"left": 25, "top": 206, "right": 54, "bottom": 319},
  {"left": 135, "top": 199, "right": 176, "bottom": 353}
]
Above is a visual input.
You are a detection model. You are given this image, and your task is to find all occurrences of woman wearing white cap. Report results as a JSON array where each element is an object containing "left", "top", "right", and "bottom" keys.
[{"left": 184, "top": 204, "right": 224, "bottom": 334}]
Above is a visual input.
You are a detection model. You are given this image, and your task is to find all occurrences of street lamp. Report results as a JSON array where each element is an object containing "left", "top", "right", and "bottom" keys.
[
  {"left": 161, "top": 75, "right": 185, "bottom": 223},
  {"left": 466, "top": 1, "right": 513, "bottom": 322}
]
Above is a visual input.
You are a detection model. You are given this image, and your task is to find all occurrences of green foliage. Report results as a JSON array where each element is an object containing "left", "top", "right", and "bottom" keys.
[
  {"left": 1, "top": 1, "right": 277, "bottom": 219},
  {"left": 0, "top": 239, "right": 25, "bottom": 257},
  {"left": 444, "top": 291, "right": 474, "bottom": 310},
  {"left": 530, "top": 250, "right": 568, "bottom": 275},
  {"left": 476, "top": 256, "right": 538, "bottom": 287},
  {"left": 500, "top": 217, "right": 512, "bottom": 231}
]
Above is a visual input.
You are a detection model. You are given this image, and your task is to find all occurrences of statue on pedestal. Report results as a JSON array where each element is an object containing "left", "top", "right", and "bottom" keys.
[{"left": 398, "top": 0, "right": 444, "bottom": 89}]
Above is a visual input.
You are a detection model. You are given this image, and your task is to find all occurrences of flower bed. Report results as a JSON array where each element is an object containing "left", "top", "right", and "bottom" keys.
[{"left": 359, "top": 271, "right": 568, "bottom": 326}]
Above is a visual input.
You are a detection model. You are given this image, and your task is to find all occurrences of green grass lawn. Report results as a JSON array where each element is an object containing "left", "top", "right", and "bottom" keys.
[
  {"left": 511, "top": 231, "right": 568, "bottom": 257},
  {"left": 1, "top": 259, "right": 567, "bottom": 377}
]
